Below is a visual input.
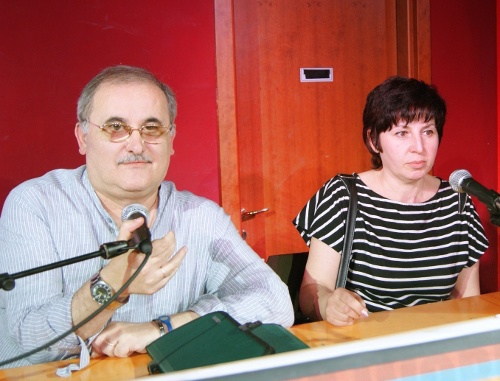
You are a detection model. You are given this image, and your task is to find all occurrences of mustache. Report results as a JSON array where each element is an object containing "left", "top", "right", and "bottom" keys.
[{"left": 117, "top": 154, "right": 153, "bottom": 164}]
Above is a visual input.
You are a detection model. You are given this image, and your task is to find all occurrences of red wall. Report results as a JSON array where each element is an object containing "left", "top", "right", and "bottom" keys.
[
  {"left": 0, "top": 0, "right": 220, "bottom": 210},
  {"left": 431, "top": 0, "right": 498, "bottom": 292},
  {"left": 1, "top": 1, "right": 498, "bottom": 291}
]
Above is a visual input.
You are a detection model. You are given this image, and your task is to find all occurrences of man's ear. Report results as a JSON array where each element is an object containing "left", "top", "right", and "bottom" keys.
[
  {"left": 75, "top": 123, "right": 87, "bottom": 155},
  {"left": 169, "top": 129, "right": 176, "bottom": 155}
]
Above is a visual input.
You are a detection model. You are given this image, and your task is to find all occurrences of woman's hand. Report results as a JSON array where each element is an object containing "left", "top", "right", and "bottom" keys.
[{"left": 324, "top": 288, "right": 369, "bottom": 326}]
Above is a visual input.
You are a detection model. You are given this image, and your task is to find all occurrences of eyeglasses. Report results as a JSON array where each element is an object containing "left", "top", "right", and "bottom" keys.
[{"left": 86, "top": 120, "right": 173, "bottom": 144}]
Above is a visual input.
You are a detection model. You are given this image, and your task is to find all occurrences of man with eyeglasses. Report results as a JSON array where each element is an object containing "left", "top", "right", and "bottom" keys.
[{"left": 0, "top": 65, "right": 294, "bottom": 370}]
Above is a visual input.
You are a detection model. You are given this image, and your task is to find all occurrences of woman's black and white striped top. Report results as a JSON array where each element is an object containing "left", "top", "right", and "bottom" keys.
[{"left": 293, "top": 174, "right": 489, "bottom": 312}]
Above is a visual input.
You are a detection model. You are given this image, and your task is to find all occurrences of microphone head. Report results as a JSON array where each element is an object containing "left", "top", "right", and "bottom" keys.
[
  {"left": 121, "top": 204, "right": 149, "bottom": 223},
  {"left": 449, "top": 169, "right": 472, "bottom": 193}
]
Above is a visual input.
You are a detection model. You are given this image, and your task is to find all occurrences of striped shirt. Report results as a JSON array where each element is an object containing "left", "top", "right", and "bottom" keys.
[
  {"left": 0, "top": 166, "right": 293, "bottom": 368},
  {"left": 294, "top": 174, "right": 488, "bottom": 312}
]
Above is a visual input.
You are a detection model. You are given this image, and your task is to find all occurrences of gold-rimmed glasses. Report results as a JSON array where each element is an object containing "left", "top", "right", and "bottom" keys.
[{"left": 86, "top": 120, "right": 173, "bottom": 144}]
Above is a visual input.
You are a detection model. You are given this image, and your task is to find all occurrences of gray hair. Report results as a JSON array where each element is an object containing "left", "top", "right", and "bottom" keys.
[{"left": 77, "top": 65, "right": 177, "bottom": 133}]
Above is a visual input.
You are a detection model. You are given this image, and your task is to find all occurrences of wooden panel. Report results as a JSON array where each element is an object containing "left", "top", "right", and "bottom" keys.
[
  {"left": 2, "top": 292, "right": 499, "bottom": 380},
  {"left": 214, "top": 0, "right": 242, "bottom": 232},
  {"left": 396, "top": 0, "right": 431, "bottom": 81},
  {"left": 233, "top": 0, "right": 397, "bottom": 258},
  {"left": 216, "top": 0, "right": 430, "bottom": 259},
  {"left": 290, "top": 292, "right": 500, "bottom": 346}
]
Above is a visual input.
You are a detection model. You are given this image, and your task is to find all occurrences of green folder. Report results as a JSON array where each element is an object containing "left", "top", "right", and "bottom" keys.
[{"left": 146, "top": 311, "right": 309, "bottom": 374}]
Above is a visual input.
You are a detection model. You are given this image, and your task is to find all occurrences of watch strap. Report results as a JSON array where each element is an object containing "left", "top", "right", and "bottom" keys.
[
  {"left": 105, "top": 296, "right": 129, "bottom": 310},
  {"left": 159, "top": 315, "right": 173, "bottom": 332},
  {"left": 90, "top": 271, "right": 105, "bottom": 287},
  {"left": 152, "top": 319, "right": 166, "bottom": 336}
]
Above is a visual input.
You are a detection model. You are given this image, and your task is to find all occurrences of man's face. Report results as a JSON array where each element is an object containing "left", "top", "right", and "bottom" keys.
[{"left": 75, "top": 81, "right": 174, "bottom": 202}]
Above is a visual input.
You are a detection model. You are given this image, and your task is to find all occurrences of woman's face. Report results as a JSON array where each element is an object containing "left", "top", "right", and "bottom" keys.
[{"left": 377, "top": 118, "right": 439, "bottom": 182}]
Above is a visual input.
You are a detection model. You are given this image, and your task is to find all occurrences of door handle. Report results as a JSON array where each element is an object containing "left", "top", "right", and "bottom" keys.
[{"left": 241, "top": 208, "right": 269, "bottom": 222}]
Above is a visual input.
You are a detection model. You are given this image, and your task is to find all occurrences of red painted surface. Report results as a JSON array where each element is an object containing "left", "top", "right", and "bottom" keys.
[
  {"left": 0, "top": 0, "right": 220, "bottom": 210},
  {"left": 1, "top": 0, "right": 498, "bottom": 290},
  {"left": 431, "top": 0, "right": 498, "bottom": 292}
]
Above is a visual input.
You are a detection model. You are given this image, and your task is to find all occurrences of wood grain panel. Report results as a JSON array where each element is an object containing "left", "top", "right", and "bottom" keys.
[
  {"left": 2, "top": 292, "right": 499, "bottom": 380},
  {"left": 215, "top": 0, "right": 242, "bottom": 232},
  {"left": 217, "top": 0, "right": 430, "bottom": 258},
  {"left": 234, "top": 0, "right": 396, "bottom": 258},
  {"left": 396, "top": 0, "right": 431, "bottom": 81}
]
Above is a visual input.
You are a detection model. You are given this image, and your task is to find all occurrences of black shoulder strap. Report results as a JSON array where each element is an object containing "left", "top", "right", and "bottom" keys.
[
  {"left": 458, "top": 192, "right": 467, "bottom": 214},
  {"left": 335, "top": 174, "right": 358, "bottom": 289}
]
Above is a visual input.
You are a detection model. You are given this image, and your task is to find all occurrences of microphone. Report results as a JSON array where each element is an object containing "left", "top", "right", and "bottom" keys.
[
  {"left": 121, "top": 204, "right": 153, "bottom": 255},
  {"left": 449, "top": 169, "right": 500, "bottom": 212}
]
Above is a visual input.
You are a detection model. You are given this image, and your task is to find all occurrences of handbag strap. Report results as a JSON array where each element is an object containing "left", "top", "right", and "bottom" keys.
[{"left": 335, "top": 174, "right": 358, "bottom": 289}]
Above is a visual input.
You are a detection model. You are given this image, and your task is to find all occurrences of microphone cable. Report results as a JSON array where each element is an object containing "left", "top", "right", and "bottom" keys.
[{"left": 0, "top": 253, "right": 150, "bottom": 368}]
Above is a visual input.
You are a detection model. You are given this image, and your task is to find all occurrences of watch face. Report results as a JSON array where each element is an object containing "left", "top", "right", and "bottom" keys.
[{"left": 92, "top": 281, "right": 112, "bottom": 304}]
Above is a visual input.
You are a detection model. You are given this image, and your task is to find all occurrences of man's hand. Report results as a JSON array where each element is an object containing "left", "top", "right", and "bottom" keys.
[
  {"left": 91, "top": 321, "right": 160, "bottom": 358},
  {"left": 101, "top": 218, "right": 187, "bottom": 297},
  {"left": 71, "top": 218, "right": 187, "bottom": 340}
]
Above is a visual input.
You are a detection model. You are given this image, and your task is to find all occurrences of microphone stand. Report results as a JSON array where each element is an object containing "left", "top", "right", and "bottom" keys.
[
  {"left": 0, "top": 240, "right": 135, "bottom": 291},
  {"left": 0, "top": 240, "right": 152, "bottom": 368}
]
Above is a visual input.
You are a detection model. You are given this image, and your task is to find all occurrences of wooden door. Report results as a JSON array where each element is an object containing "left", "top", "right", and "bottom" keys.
[{"left": 215, "top": 0, "right": 430, "bottom": 260}]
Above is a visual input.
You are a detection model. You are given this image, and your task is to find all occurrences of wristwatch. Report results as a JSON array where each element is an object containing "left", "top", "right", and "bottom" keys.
[
  {"left": 159, "top": 315, "right": 173, "bottom": 332},
  {"left": 90, "top": 272, "right": 128, "bottom": 310}
]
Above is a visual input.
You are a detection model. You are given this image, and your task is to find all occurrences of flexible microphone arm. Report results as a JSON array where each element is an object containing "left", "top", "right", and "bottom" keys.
[
  {"left": 0, "top": 240, "right": 134, "bottom": 291},
  {"left": 0, "top": 248, "right": 151, "bottom": 368}
]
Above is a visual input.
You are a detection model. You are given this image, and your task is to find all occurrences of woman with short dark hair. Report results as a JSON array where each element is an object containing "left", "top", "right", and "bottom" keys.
[{"left": 294, "top": 76, "right": 488, "bottom": 326}]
